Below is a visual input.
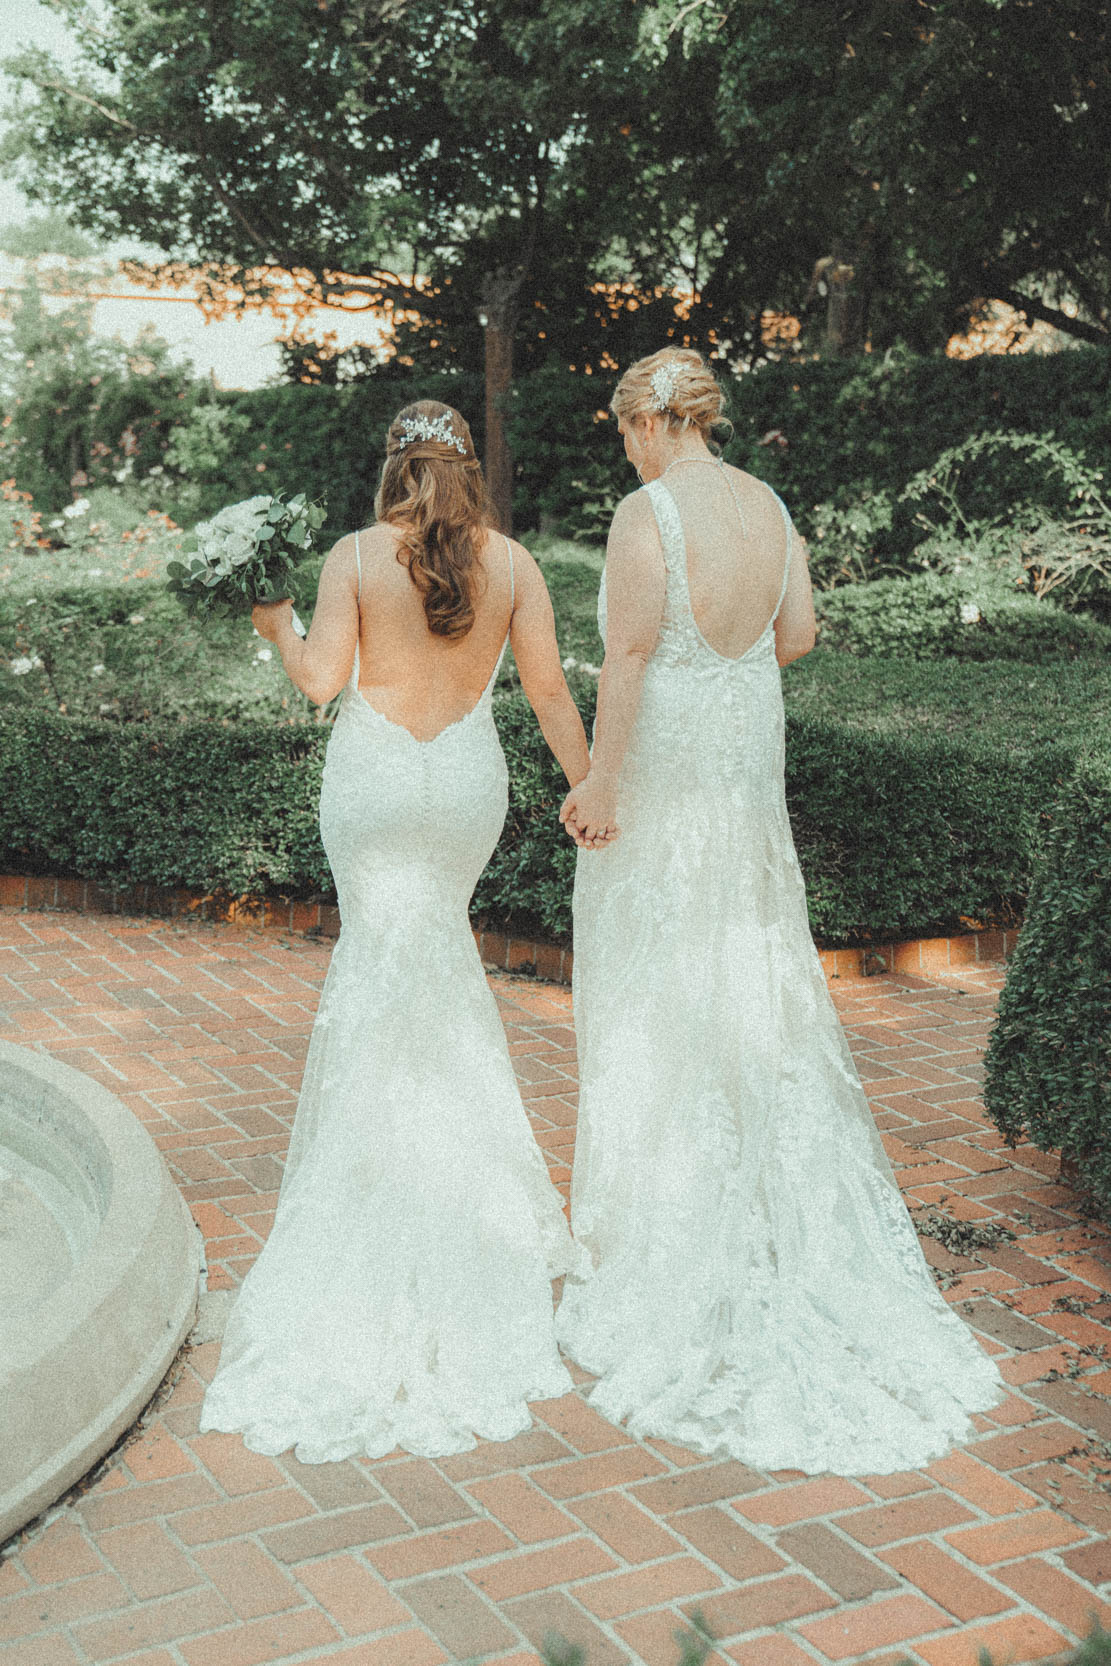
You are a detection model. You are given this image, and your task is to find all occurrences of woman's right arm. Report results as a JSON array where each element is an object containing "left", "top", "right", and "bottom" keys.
[{"left": 509, "top": 544, "right": 592, "bottom": 788}]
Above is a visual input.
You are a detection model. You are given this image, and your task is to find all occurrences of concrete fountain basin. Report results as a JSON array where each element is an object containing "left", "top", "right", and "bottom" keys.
[{"left": 0, "top": 1040, "right": 202, "bottom": 1544}]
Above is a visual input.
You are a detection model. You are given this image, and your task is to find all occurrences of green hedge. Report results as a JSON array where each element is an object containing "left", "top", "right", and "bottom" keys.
[
  {"left": 984, "top": 756, "right": 1111, "bottom": 1224},
  {"left": 134, "top": 346, "right": 1111, "bottom": 542},
  {"left": 0, "top": 692, "right": 1080, "bottom": 948},
  {"left": 209, "top": 369, "right": 485, "bottom": 539},
  {"left": 728, "top": 347, "right": 1111, "bottom": 521},
  {"left": 814, "top": 574, "right": 1111, "bottom": 661}
]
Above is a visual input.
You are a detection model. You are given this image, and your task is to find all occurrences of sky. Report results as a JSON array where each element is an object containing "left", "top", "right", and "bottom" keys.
[
  {"left": 0, "top": 0, "right": 86, "bottom": 229},
  {"left": 0, "top": 0, "right": 384, "bottom": 387}
]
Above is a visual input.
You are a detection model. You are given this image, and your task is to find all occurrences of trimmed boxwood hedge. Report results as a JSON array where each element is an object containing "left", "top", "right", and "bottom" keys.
[
  {"left": 0, "top": 692, "right": 1078, "bottom": 949},
  {"left": 984, "top": 755, "right": 1111, "bottom": 1224}
]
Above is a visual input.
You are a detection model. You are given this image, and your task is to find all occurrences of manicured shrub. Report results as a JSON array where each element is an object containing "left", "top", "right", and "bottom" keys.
[
  {"left": 814, "top": 573, "right": 1111, "bottom": 661},
  {"left": 984, "top": 755, "right": 1111, "bottom": 1225},
  {"left": 0, "top": 709, "right": 332, "bottom": 898},
  {"left": 0, "top": 686, "right": 1079, "bottom": 950}
]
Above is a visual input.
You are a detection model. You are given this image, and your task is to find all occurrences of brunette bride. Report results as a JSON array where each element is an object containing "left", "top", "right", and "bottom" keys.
[{"left": 200, "top": 400, "right": 591, "bottom": 1461}]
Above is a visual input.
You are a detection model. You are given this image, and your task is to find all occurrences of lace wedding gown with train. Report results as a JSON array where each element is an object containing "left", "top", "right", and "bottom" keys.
[
  {"left": 555, "top": 472, "right": 1006, "bottom": 1476},
  {"left": 200, "top": 535, "right": 581, "bottom": 1461}
]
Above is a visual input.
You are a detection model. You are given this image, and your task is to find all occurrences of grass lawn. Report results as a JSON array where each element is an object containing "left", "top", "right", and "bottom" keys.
[{"left": 3, "top": 507, "right": 1108, "bottom": 752}]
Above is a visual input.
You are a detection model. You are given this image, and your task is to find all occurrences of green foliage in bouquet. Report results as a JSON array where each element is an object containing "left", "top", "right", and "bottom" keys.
[{"left": 165, "top": 492, "right": 326, "bottom": 622}]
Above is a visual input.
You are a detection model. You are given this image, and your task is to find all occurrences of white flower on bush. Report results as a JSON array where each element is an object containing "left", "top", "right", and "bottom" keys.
[
  {"left": 10, "top": 657, "right": 34, "bottom": 675},
  {"left": 959, "top": 602, "right": 982, "bottom": 625},
  {"left": 254, "top": 647, "right": 272, "bottom": 662},
  {"left": 48, "top": 517, "right": 64, "bottom": 530},
  {"left": 560, "top": 653, "right": 601, "bottom": 677},
  {"left": 87, "top": 568, "right": 103, "bottom": 577},
  {"left": 91, "top": 663, "right": 106, "bottom": 676},
  {"left": 128, "top": 613, "right": 145, "bottom": 625},
  {"left": 62, "top": 497, "right": 91, "bottom": 520}
]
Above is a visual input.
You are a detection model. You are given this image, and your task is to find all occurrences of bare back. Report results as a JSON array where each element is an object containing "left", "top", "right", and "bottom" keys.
[
  {"left": 655, "top": 463, "right": 791, "bottom": 660},
  {"left": 353, "top": 524, "right": 514, "bottom": 743}
]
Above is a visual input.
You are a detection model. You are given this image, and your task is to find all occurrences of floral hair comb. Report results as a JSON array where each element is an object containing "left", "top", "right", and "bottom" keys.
[
  {"left": 395, "top": 413, "right": 467, "bottom": 454},
  {"left": 649, "top": 362, "right": 680, "bottom": 412}
]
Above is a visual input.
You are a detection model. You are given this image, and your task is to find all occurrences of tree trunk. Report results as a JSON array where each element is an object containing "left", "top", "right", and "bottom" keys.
[
  {"left": 480, "top": 268, "right": 524, "bottom": 534},
  {"left": 824, "top": 242, "right": 867, "bottom": 356}
]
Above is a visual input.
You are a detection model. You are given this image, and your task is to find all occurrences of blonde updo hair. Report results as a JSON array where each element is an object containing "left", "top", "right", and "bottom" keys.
[
  {"left": 610, "top": 348, "right": 731, "bottom": 448},
  {"left": 374, "top": 400, "right": 492, "bottom": 640}
]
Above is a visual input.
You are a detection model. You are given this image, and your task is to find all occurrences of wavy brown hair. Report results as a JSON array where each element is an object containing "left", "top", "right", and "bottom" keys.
[{"left": 374, "top": 400, "right": 491, "bottom": 639}]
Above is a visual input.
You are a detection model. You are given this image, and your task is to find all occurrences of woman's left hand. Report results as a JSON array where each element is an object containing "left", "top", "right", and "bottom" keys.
[
  {"left": 560, "top": 773, "right": 620, "bottom": 849},
  {"left": 251, "top": 598, "right": 293, "bottom": 642}
]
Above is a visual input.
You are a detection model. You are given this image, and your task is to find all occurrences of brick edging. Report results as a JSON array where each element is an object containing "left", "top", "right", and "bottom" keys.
[{"left": 0, "top": 872, "right": 1017, "bottom": 985}]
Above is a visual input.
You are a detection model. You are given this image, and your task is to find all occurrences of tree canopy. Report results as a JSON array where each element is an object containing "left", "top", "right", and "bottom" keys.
[
  {"left": 648, "top": 0, "right": 1111, "bottom": 354},
  {"left": 2, "top": 0, "right": 1108, "bottom": 510}
]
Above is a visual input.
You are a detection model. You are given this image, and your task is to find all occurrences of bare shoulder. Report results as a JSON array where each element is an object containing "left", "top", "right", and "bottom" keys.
[
  {"left": 502, "top": 535, "right": 544, "bottom": 596},
  {"left": 608, "top": 487, "right": 661, "bottom": 566},
  {"left": 338, "top": 522, "right": 404, "bottom": 586},
  {"left": 722, "top": 460, "right": 774, "bottom": 502},
  {"left": 611, "top": 485, "right": 655, "bottom": 531},
  {"left": 319, "top": 532, "right": 358, "bottom": 588}
]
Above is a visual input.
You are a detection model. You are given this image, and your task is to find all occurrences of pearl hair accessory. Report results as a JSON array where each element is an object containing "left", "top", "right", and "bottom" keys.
[
  {"left": 396, "top": 413, "right": 467, "bottom": 454},
  {"left": 649, "top": 361, "right": 680, "bottom": 413}
]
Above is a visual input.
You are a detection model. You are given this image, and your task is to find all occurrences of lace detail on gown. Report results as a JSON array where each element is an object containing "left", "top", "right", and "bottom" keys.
[
  {"left": 554, "top": 475, "right": 1006, "bottom": 1475},
  {"left": 199, "top": 537, "right": 584, "bottom": 1463}
]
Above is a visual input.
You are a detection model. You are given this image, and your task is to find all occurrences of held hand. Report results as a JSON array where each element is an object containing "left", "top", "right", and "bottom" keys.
[
  {"left": 559, "top": 774, "right": 620, "bottom": 850},
  {"left": 251, "top": 598, "right": 293, "bottom": 642}
]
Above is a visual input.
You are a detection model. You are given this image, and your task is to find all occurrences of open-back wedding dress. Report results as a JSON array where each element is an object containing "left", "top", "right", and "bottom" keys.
[
  {"left": 200, "top": 534, "right": 581, "bottom": 1461},
  {"left": 555, "top": 471, "right": 1006, "bottom": 1475}
]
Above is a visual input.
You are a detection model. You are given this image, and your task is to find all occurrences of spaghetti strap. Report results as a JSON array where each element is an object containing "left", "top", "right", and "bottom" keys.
[{"left": 716, "top": 460, "right": 750, "bottom": 539}]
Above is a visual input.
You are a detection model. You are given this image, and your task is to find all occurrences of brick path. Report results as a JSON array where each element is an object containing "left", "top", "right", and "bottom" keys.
[{"left": 2, "top": 909, "right": 1110, "bottom": 1666}]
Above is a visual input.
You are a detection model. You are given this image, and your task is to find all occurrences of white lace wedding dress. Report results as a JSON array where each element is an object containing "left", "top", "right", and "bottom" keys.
[
  {"left": 200, "top": 535, "right": 581, "bottom": 1462},
  {"left": 555, "top": 473, "right": 1006, "bottom": 1476}
]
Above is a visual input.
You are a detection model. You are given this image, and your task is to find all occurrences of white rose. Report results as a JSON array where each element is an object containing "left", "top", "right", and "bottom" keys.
[
  {"left": 63, "top": 497, "right": 91, "bottom": 519},
  {"left": 255, "top": 647, "right": 272, "bottom": 662},
  {"left": 561, "top": 656, "right": 577, "bottom": 669},
  {"left": 128, "top": 613, "right": 145, "bottom": 625},
  {"left": 959, "top": 602, "right": 981, "bottom": 625},
  {"left": 91, "top": 663, "right": 106, "bottom": 675},
  {"left": 10, "top": 657, "right": 34, "bottom": 675}
]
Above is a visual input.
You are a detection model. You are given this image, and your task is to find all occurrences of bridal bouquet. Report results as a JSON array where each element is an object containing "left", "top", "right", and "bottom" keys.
[{"left": 166, "top": 492, "right": 326, "bottom": 637}]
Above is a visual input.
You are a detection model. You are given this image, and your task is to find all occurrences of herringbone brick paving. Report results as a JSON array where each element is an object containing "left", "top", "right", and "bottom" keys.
[{"left": 2, "top": 909, "right": 1110, "bottom": 1666}]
